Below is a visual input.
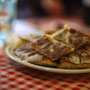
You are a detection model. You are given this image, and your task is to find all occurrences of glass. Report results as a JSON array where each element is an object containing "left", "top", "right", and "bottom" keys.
[{"left": 0, "top": 0, "right": 17, "bottom": 46}]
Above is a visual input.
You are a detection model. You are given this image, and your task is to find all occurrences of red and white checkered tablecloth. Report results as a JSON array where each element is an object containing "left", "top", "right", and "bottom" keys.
[{"left": 0, "top": 47, "right": 90, "bottom": 90}]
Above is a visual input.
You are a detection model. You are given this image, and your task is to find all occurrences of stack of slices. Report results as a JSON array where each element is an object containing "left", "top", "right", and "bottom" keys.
[{"left": 14, "top": 25, "right": 90, "bottom": 69}]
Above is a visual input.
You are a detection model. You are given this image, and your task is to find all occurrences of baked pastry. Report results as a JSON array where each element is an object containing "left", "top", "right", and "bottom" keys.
[
  {"left": 14, "top": 44, "right": 58, "bottom": 67},
  {"left": 51, "top": 24, "right": 90, "bottom": 49},
  {"left": 14, "top": 43, "right": 37, "bottom": 61},
  {"left": 31, "top": 35, "right": 73, "bottom": 61},
  {"left": 59, "top": 50, "right": 90, "bottom": 69}
]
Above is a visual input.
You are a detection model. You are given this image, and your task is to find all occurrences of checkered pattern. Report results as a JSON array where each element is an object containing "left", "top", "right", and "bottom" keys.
[{"left": 0, "top": 47, "right": 90, "bottom": 90}]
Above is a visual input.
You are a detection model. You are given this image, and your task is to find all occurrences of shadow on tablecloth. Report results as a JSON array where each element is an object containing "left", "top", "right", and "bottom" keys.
[{"left": 9, "top": 59, "right": 90, "bottom": 83}]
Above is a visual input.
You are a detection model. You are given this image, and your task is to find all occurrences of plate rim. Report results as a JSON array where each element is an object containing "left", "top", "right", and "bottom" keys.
[{"left": 5, "top": 45, "right": 90, "bottom": 74}]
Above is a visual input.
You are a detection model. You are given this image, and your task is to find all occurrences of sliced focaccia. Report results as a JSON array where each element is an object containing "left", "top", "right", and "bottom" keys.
[
  {"left": 31, "top": 35, "right": 73, "bottom": 61},
  {"left": 14, "top": 44, "right": 58, "bottom": 67},
  {"left": 59, "top": 50, "right": 90, "bottom": 69},
  {"left": 51, "top": 24, "right": 90, "bottom": 49}
]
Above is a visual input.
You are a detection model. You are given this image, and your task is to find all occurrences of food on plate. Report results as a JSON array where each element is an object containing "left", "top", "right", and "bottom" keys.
[
  {"left": 14, "top": 43, "right": 37, "bottom": 61},
  {"left": 13, "top": 24, "right": 90, "bottom": 69},
  {"left": 19, "top": 31, "right": 45, "bottom": 42},
  {"left": 14, "top": 44, "right": 58, "bottom": 67},
  {"left": 59, "top": 50, "right": 90, "bottom": 69},
  {"left": 31, "top": 35, "right": 73, "bottom": 61},
  {"left": 51, "top": 24, "right": 90, "bottom": 49},
  {"left": 14, "top": 38, "right": 29, "bottom": 47},
  {"left": 18, "top": 38, "right": 29, "bottom": 46}
]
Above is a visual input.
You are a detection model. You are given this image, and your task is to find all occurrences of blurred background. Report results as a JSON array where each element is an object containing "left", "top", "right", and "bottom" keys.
[
  {"left": 0, "top": 0, "right": 90, "bottom": 47},
  {"left": 17, "top": 0, "right": 90, "bottom": 25}
]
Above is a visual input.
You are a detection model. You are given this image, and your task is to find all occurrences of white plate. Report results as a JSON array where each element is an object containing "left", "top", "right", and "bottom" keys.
[{"left": 5, "top": 45, "right": 90, "bottom": 74}]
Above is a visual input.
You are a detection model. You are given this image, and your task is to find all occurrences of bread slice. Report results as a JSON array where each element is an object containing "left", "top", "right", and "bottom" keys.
[
  {"left": 51, "top": 24, "right": 90, "bottom": 49},
  {"left": 59, "top": 50, "right": 90, "bottom": 69},
  {"left": 14, "top": 44, "right": 58, "bottom": 67},
  {"left": 31, "top": 35, "right": 73, "bottom": 61}
]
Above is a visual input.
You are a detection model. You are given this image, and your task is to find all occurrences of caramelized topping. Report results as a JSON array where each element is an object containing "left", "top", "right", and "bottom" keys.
[
  {"left": 52, "top": 25, "right": 90, "bottom": 49},
  {"left": 31, "top": 35, "right": 72, "bottom": 60},
  {"left": 69, "top": 29, "right": 76, "bottom": 34}
]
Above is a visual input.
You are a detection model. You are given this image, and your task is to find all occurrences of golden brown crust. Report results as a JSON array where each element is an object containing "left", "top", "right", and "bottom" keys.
[
  {"left": 31, "top": 35, "right": 73, "bottom": 61},
  {"left": 32, "top": 56, "right": 58, "bottom": 67},
  {"left": 58, "top": 62, "right": 90, "bottom": 69}
]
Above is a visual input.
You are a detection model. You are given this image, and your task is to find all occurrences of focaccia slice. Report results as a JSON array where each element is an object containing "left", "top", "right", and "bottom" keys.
[
  {"left": 51, "top": 24, "right": 90, "bottom": 49},
  {"left": 31, "top": 35, "right": 73, "bottom": 61},
  {"left": 14, "top": 44, "right": 58, "bottom": 67},
  {"left": 59, "top": 50, "right": 90, "bottom": 69}
]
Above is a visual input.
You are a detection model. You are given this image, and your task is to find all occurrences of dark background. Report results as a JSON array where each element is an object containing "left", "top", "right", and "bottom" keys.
[{"left": 17, "top": 0, "right": 90, "bottom": 25}]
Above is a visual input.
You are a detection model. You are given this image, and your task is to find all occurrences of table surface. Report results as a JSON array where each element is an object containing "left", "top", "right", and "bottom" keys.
[
  {"left": 0, "top": 18, "right": 90, "bottom": 90},
  {"left": 0, "top": 47, "right": 90, "bottom": 90}
]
